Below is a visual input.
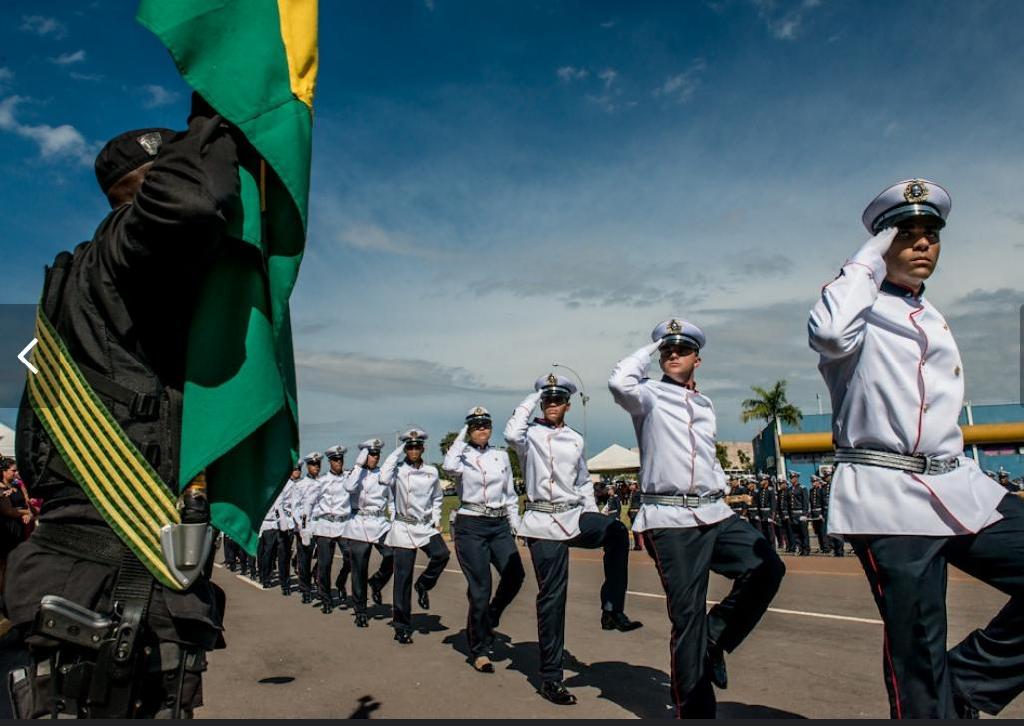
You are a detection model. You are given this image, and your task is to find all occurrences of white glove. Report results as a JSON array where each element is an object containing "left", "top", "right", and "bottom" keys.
[
  {"left": 355, "top": 448, "right": 368, "bottom": 467},
  {"left": 853, "top": 226, "right": 897, "bottom": 262},
  {"left": 458, "top": 424, "right": 469, "bottom": 442}
]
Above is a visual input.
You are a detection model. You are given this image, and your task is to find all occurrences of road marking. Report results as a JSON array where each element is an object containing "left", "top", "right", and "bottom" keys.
[
  {"left": 215, "top": 563, "right": 266, "bottom": 590},
  {"left": 224, "top": 558, "right": 883, "bottom": 625},
  {"left": 626, "top": 589, "right": 882, "bottom": 625}
]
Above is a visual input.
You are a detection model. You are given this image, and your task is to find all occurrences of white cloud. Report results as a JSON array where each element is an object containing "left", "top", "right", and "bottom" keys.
[
  {"left": 598, "top": 67, "right": 619, "bottom": 90},
  {"left": 0, "top": 96, "right": 94, "bottom": 165},
  {"left": 295, "top": 350, "right": 516, "bottom": 399},
  {"left": 338, "top": 222, "right": 437, "bottom": 258},
  {"left": 49, "top": 50, "right": 86, "bottom": 65},
  {"left": 0, "top": 68, "right": 13, "bottom": 82},
  {"left": 653, "top": 59, "right": 708, "bottom": 103},
  {"left": 751, "top": 0, "right": 821, "bottom": 41},
  {"left": 556, "top": 65, "right": 589, "bottom": 83},
  {"left": 19, "top": 15, "right": 67, "bottom": 39},
  {"left": 69, "top": 72, "right": 104, "bottom": 82},
  {"left": 424, "top": 0, "right": 436, "bottom": 10},
  {"left": 140, "top": 84, "right": 179, "bottom": 109}
]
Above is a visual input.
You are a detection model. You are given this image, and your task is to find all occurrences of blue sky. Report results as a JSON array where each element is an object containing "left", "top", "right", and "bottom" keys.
[{"left": 1, "top": 1, "right": 1022, "bottom": 460}]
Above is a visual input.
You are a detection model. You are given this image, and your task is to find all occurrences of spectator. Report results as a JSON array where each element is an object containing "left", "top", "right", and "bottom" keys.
[{"left": 0, "top": 457, "right": 34, "bottom": 584}]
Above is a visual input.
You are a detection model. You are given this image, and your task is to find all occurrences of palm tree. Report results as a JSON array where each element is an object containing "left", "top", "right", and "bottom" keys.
[
  {"left": 742, "top": 380, "right": 802, "bottom": 480},
  {"left": 741, "top": 380, "right": 803, "bottom": 429}
]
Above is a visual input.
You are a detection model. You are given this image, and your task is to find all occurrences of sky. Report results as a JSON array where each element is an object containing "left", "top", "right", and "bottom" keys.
[{"left": 1, "top": 0, "right": 1022, "bottom": 462}]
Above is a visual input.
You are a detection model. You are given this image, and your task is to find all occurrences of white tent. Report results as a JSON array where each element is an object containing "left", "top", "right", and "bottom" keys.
[
  {"left": 586, "top": 443, "right": 640, "bottom": 473},
  {"left": 0, "top": 422, "right": 14, "bottom": 457}
]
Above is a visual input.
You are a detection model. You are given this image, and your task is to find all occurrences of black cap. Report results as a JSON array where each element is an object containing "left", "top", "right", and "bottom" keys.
[{"left": 94, "top": 128, "right": 176, "bottom": 194}]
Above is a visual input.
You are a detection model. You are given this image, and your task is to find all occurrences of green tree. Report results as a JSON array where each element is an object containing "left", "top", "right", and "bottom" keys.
[
  {"left": 715, "top": 442, "right": 732, "bottom": 470},
  {"left": 736, "top": 449, "right": 752, "bottom": 472},
  {"left": 439, "top": 431, "right": 458, "bottom": 458},
  {"left": 740, "top": 380, "right": 803, "bottom": 429}
]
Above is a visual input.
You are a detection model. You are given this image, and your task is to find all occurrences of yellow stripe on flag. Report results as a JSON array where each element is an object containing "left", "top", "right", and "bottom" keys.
[{"left": 277, "top": 0, "right": 318, "bottom": 108}]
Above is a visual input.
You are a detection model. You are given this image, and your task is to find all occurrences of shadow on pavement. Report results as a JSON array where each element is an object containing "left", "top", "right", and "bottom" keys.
[
  {"left": 257, "top": 676, "right": 295, "bottom": 685},
  {"left": 410, "top": 613, "right": 449, "bottom": 634},
  {"left": 348, "top": 694, "right": 382, "bottom": 719},
  {"left": 718, "top": 702, "right": 808, "bottom": 719}
]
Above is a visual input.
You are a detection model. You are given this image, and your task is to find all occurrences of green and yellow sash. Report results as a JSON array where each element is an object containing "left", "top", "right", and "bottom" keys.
[{"left": 26, "top": 311, "right": 184, "bottom": 590}]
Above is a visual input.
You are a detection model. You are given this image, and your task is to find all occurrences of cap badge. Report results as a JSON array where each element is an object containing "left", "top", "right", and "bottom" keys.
[
  {"left": 546, "top": 374, "right": 558, "bottom": 386},
  {"left": 472, "top": 407, "right": 486, "bottom": 416},
  {"left": 903, "top": 179, "right": 929, "bottom": 203},
  {"left": 136, "top": 131, "right": 163, "bottom": 156},
  {"left": 373, "top": 439, "right": 382, "bottom": 448},
  {"left": 668, "top": 319, "right": 682, "bottom": 334}
]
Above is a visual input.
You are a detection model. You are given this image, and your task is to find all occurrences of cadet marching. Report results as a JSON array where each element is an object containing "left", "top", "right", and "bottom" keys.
[{"left": 209, "top": 177, "right": 1024, "bottom": 720}]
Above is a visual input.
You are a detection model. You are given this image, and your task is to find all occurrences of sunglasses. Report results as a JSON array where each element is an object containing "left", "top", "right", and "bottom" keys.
[
  {"left": 468, "top": 422, "right": 492, "bottom": 431},
  {"left": 367, "top": 449, "right": 381, "bottom": 457},
  {"left": 660, "top": 344, "right": 698, "bottom": 358},
  {"left": 541, "top": 396, "right": 569, "bottom": 406},
  {"left": 405, "top": 442, "right": 424, "bottom": 450}
]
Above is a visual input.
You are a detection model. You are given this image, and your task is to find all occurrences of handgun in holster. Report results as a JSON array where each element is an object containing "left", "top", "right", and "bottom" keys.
[{"left": 35, "top": 594, "right": 144, "bottom": 718}]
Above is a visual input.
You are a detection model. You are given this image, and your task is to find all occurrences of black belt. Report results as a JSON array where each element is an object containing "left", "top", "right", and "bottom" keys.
[{"left": 32, "top": 522, "right": 126, "bottom": 566}]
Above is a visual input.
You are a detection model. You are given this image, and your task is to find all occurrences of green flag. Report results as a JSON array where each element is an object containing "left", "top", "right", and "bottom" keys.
[{"left": 137, "top": 0, "right": 318, "bottom": 553}]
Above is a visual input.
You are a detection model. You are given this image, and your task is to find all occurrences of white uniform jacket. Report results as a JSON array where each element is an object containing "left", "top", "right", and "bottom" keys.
[
  {"left": 259, "top": 500, "right": 279, "bottom": 535},
  {"left": 504, "top": 392, "right": 597, "bottom": 541},
  {"left": 608, "top": 342, "right": 733, "bottom": 531},
  {"left": 343, "top": 465, "right": 393, "bottom": 543},
  {"left": 809, "top": 248, "right": 1006, "bottom": 536},
  {"left": 275, "top": 477, "right": 301, "bottom": 532},
  {"left": 381, "top": 449, "right": 443, "bottom": 549},
  {"left": 294, "top": 475, "right": 324, "bottom": 545},
  {"left": 310, "top": 470, "right": 354, "bottom": 539},
  {"left": 442, "top": 437, "right": 520, "bottom": 531}
]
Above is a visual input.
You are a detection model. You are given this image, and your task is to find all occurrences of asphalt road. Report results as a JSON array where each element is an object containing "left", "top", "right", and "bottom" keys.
[{"left": 199, "top": 543, "right": 1022, "bottom": 719}]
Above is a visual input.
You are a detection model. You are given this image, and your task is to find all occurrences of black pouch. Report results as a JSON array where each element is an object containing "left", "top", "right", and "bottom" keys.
[{"left": 8, "top": 659, "right": 53, "bottom": 719}]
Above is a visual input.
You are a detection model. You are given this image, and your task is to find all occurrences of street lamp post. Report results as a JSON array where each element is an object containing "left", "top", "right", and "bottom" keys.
[{"left": 552, "top": 361, "right": 589, "bottom": 454}]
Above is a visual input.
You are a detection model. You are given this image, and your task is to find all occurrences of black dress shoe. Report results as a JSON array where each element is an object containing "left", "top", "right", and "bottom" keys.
[
  {"left": 394, "top": 630, "right": 414, "bottom": 645},
  {"left": 539, "top": 680, "right": 577, "bottom": 705},
  {"left": 371, "top": 583, "right": 383, "bottom": 606},
  {"left": 354, "top": 613, "right": 369, "bottom": 628},
  {"left": 321, "top": 600, "right": 333, "bottom": 614},
  {"left": 601, "top": 611, "right": 643, "bottom": 632},
  {"left": 301, "top": 592, "right": 312, "bottom": 604},
  {"left": 706, "top": 646, "right": 728, "bottom": 689},
  {"left": 488, "top": 605, "right": 501, "bottom": 629},
  {"left": 415, "top": 583, "right": 430, "bottom": 609},
  {"left": 281, "top": 585, "right": 292, "bottom": 596}
]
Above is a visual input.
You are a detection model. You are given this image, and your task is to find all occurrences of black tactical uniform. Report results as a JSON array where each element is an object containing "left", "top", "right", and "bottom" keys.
[
  {"left": 2, "top": 106, "right": 239, "bottom": 718},
  {"left": 808, "top": 482, "right": 828, "bottom": 552},
  {"left": 753, "top": 482, "right": 776, "bottom": 548},
  {"left": 822, "top": 477, "right": 844, "bottom": 556},
  {"left": 787, "top": 483, "right": 811, "bottom": 556},
  {"left": 774, "top": 482, "right": 791, "bottom": 551}
]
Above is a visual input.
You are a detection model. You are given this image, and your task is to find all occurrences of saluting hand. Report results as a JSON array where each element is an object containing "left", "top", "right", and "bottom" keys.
[
  {"left": 355, "top": 448, "right": 369, "bottom": 468},
  {"left": 855, "top": 226, "right": 898, "bottom": 260}
]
